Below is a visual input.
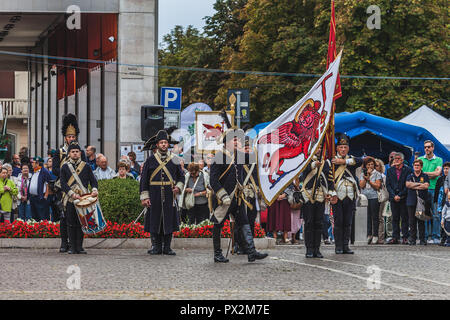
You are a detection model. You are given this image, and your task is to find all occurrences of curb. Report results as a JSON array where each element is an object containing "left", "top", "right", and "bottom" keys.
[{"left": 0, "top": 237, "right": 276, "bottom": 250}]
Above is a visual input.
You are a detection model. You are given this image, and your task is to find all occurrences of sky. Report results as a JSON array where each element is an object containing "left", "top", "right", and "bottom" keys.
[{"left": 158, "top": 0, "right": 216, "bottom": 46}]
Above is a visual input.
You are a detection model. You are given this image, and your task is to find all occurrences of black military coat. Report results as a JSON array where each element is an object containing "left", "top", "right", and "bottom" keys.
[{"left": 139, "top": 151, "right": 184, "bottom": 235}]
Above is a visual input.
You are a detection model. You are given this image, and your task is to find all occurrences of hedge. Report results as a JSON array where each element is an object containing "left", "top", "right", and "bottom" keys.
[{"left": 98, "top": 178, "right": 142, "bottom": 224}]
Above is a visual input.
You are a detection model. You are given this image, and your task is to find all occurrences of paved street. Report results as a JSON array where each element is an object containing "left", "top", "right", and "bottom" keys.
[{"left": 1, "top": 243, "right": 449, "bottom": 300}]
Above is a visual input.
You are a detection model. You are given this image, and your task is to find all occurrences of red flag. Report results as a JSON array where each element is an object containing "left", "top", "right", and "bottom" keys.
[
  {"left": 324, "top": 0, "right": 341, "bottom": 161},
  {"left": 327, "top": 0, "right": 342, "bottom": 100}
]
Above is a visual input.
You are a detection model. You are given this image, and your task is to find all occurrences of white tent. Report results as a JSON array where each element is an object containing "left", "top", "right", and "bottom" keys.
[{"left": 400, "top": 105, "right": 450, "bottom": 150}]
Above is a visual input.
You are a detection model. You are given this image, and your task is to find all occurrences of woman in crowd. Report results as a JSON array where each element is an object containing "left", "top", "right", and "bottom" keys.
[
  {"left": 267, "top": 189, "right": 291, "bottom": 244},
  {"left": 3, "top": 163, "right": 18, "bottom": 223},
  {"left": 405, "top": 159, "right": 430, "bottom": 245},
  {"left": 17, "top": 163, "right": 32, "bottom": 221},
  {"left": 286, "top": 178, "right": 302, "bottom": 244},
  {"left": 0, "top": 167, "right": 18, "bottom": 223},
  {"left": 180, "top": 162, "right": 210, "bottom": 225},
  {"left": 375, "top": 159, "right": 388, "bottom": 244},
  {"left": 359, "top": 156, "right": 382, "bottom": 244}
]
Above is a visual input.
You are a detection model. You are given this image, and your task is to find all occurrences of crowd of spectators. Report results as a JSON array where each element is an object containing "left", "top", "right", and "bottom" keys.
[{"left": 1, "top": 139, "right": 449, "bottom": 248}]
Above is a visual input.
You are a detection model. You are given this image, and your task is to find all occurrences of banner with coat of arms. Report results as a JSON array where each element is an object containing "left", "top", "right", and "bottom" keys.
[{"left": 256, "top": 52, "right": 343, "bottom": 205}]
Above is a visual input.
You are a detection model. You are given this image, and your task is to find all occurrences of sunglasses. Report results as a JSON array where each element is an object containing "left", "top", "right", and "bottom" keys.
[{"left": 424, "top": 145, "right": 433, "bottom": 149}]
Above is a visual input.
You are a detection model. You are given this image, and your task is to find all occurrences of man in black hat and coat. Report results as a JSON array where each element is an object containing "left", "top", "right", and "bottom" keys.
[
  {"left": 210, "top": 128, "right": 268, "bottom": 263},
  {"left": 59, "top": 142, "right": 98, "bottom": 254},
  {"left": 52, "top": 114, "right": 87, "bottom": 253},
  {"left": 140, "top": 130, "right": 185, "bottom": 255},
  {"left": 331, "top": 133, "right": 363, "bottom": 254}
]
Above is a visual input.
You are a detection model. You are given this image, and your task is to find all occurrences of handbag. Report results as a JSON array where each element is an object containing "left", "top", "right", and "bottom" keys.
[
  {"left": 377, "top": 180, "right": 389, "bottom": 203},
  {"left": 415, "top": 190, "right": 430, "bottom": 221},
  {"left": 184, "top": 173, "right": 200, "bottom": 210}
]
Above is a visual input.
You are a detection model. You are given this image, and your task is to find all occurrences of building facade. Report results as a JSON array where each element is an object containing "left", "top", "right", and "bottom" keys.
[{"left": 0, "top": 0, "right": 158, "bottom": 166}]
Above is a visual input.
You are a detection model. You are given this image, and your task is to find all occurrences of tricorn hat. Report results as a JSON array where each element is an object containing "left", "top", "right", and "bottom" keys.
[
  {"left": 62, "top": 113, "right": 80, "bottom": 137},
  {"left": 336, "top": 133, "right": 350, "bottom": 146},
  {"left": 68, "top": 142, "right": 81, "bottom": 152}
]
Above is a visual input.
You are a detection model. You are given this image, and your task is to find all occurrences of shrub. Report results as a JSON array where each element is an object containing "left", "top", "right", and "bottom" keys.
[{"left": 98, "top": 178, "right": 142, "bottom": 224}]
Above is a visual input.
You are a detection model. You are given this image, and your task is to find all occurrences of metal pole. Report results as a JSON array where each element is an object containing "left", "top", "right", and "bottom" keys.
[{"left": 236, "top": 91, "right": 241, "bottom": 128}]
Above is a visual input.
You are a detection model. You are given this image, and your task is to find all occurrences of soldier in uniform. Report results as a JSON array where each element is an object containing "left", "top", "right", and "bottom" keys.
[
  {"left": 140, "top": 130, "right": 185, "bottom": 255},
  {"left": 331, "top": 134, "right": 363, "bottom": 254},
  {"left": 299, "top": 144, "right": 337, "bottom": 258},
  {"left": 59, "top": 142, "right": 98, "bottom": 254},
  {"left": 234, "top": 136, "right": 259, "bottom": 255},
  {"left": 52, "top": 114, "right": 87, "bottom": 253},
  {"left": 210, "top": 129, "right": 268, "bottom": 263}
]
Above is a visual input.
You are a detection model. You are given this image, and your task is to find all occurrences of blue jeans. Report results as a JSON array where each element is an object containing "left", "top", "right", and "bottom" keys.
[
  {"left": 431, "top": 203, "right": 441, "bottom": 240},
  {"left": 18, "top": 202, "right": 32, "bottom": 220},
  {"left": 425, "top": 190, "right": 434, "bottom": 240},
  {"left": 445, "top": 221, "right": 450, "bottom": 245},
  {"left": 30, "top": 195, "right": 50, "bottom": 221}
]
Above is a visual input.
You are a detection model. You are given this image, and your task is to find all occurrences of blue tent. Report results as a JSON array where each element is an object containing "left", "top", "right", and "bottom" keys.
[{"left": 248, "top": 111, "right": 450, "bottom": 165}]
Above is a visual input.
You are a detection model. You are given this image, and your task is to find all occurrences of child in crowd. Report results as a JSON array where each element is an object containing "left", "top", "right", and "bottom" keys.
[{"left": 441, "top": 192, "right": 450, "bottom": 247}]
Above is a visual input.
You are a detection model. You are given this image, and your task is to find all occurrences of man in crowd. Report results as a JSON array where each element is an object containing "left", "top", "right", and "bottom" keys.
[
  {"left": 140, "top": 129, "right": 184, "bottom": 256},
  {"left": 436, "top": 162, "right": 450, "bottom": 245},
  {"left": 85, "top": 146, "right": 97, "bottom": 171},
  {"left": 17, "top": 163, "right": 32, "bottom": 221},
  {"left": 52, "top": 113, "right": 87, "bottom": 252},
  {"left": 418, "top": 140, "right": 443, "bottom": 244},
  {"left": 11, "top": 154, "right": 21, "bottom": 177},
  {"left": 384, "top": 151, "right": 397, "bottom": 174},
  {"left": 386, "top": 152, "right": 412, "bottom": 244},
  {"left": 60, "top": 142, "right": 98, "bottom": 254},
  {"left": 94, "top": 156, "right": 115, "bottom": 180},
  {"left": 330, "top": 134, "right": 363, "bottom": 254},
  {"left": 29, "top": 156, "right": 52, "bottom": 221}
]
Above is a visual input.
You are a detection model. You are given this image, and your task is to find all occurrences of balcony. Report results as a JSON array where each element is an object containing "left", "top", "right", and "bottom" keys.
[{"left": 0, "top": 99, "right": 28, "bottom": 119}]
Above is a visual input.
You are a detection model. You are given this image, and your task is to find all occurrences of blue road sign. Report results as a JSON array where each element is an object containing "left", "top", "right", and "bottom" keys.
[{"left": 160, "top": 87, "right": 182, "bottom": 110}]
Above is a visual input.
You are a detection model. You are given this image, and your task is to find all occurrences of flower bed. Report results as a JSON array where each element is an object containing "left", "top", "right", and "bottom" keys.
[{"left": 0, "top": 219, "right": 266, "bottom": 239}]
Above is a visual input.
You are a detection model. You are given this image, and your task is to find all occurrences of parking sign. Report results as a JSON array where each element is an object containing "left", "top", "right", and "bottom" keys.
[{"left": 160, "top": 87, "right": 182, "bottom": 110}]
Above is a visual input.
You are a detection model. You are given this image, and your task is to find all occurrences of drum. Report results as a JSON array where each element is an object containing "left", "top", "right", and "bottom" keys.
[{"left": 73, "top": 194, "right": 107, "bottom": 235}]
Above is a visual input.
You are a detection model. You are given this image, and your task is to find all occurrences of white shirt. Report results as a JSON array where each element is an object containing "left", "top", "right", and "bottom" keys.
[
  {"left": 29, "top": 170, "right": 46, "bottom": 196},
  {"left": 94, "top": 166, "right": 116, "bottom": 180}
]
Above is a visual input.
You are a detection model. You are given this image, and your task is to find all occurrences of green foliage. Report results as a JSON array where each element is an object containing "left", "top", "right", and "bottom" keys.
[
  {"left": 98, "top": 178, "right": 141, "bottom": 224},
  {"left": 159, "top": 0, "right": 449, "bottom": 123}
]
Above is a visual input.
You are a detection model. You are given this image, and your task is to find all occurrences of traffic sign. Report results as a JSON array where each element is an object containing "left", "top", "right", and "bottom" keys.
[{"left": 160, "top": 87, "right": 182, "bottom": 110}]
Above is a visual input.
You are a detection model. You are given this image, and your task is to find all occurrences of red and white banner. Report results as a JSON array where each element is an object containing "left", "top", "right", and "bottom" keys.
[{"left": 256, "top": 52, "right": 342, "bottom": 205}]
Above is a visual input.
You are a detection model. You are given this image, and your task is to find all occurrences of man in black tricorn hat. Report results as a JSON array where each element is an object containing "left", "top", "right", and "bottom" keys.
[
  {"left": 140, "top": 129, "right": 185, "bottom": 255},
  {"left": 210, "top": 128, "right": 268, "bottom": 263},
  {"left": 52, "top": 114, "right": 87, "bottom": 253},
  {"left": 331, "top": 133, "right": 363, "bottom": 254}
]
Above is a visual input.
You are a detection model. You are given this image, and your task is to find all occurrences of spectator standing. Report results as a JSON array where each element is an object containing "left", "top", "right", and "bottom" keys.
[
  {"left": 11, "top": 154, "right": 21, "bottom": 177},
  {"left": 267, "top": 191, "right": 291, "bottom": 244},
  {"left": 180, "top": 163, "right": 210, "bottom": 225},
  {"left": 386, "top": 152, "right": 412, "bottom": 244},
  {"left": 359, "top": 157, "right": 382, "bottom": 244},
  {"left": 418, "top": 140, "right": 443, "bottom": 244},
  {"left": 286, "top": 178, "right": 303, "bottom": 245},
  {"left": 384, "top": 151, "right": 397, "bottom": 174},
  {"left": 17, "top": 163, "right": 32, "bottom": 221},
  {"left": 113, "top": 162, "right": 135, "bottom": 180},
  {"left": 440, "top": 193, "right": 450, "bottom": 247},
  {"left": 3, "top": 163, "right": 18, "bottom": 223},
  {"left": 0, "top": 167, "right": 18, "bottom": 223},
  {"left": 94, "top": 156, "right": 116, "bottom": 180},
  {"left": 406, "top": 159, "right": 430, "bottom": 245},
  {"left": 85, "top": 146, "right": 97, "bottom": 171},
  {"left": 127, "top": 151, "right": 141, "bottom": 174},
  {"left": 29, "top": 157, "right": 52, "bottom": 221},
  {"left": 436, "top": 162, "right": 450, "bottom": 245},
  {"left": 375, "top": 159, "right": 388, "bottom": 243}
]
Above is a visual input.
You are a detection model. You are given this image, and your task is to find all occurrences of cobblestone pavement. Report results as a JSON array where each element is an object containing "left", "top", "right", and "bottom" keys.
[{"left": 1, "top": 243, "right": 449, "bottom": 300}]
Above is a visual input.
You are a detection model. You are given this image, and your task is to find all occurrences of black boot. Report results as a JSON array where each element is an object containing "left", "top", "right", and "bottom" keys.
[
  {"left": 343, "top": 226, "right": 354, "bottom": 254},
  {"left": 213, "top": 225, "right": 229, "bottom": 263},
  {"left": 305, "top": 248, "right": 314, "bottom": 258},
  {"left": 313, "top": 229, "right": 323, "bottom": 258},
  {"left": 59, "top": 217, "right": 69, "bottom": 253},
  {"left": 334, "top": 226, "right": 343, "bottom": 254},
  {"left": 163, "top": 233, "right": 176, "bottom": 255},
  {"left": 241, "top": 224, "right": 268, "bottom": 262},
  {"left": 67, "top": 226, "right": 77, "bottom": 254},
  {"left": 148, "top": 233, "right": 163, "bottom": 255},
  {"left": 235, "top": 225, "right": 248, "bottom": 255},
  {"left": 77, "top": 227, "right": 86, "bottom": 254}
]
